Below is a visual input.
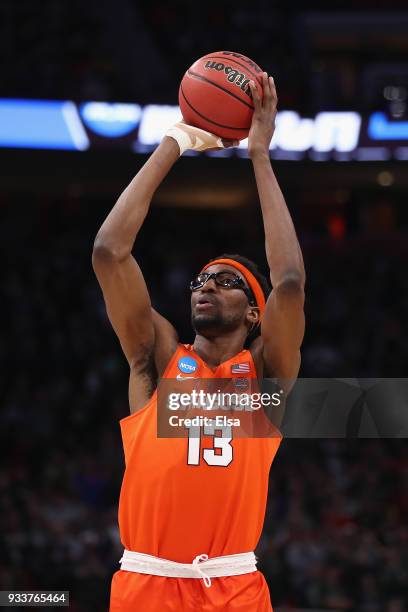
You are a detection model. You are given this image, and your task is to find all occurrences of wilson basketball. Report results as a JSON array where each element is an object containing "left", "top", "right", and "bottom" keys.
[{"left": 179, "top": 51, "right": 264, "bottom": 140}]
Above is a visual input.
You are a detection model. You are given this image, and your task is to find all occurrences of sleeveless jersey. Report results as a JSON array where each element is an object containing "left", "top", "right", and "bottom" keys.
[{"left": 110, "top": 344, "right": 282, "bottom": 611}]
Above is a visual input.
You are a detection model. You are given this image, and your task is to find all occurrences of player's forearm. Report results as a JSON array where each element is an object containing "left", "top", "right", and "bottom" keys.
[
  {"left": 94, "top": 137, "right": 179, "bottom": 259},
  {"left": 251, "top": 152, "right": 305, "bottom": 288}
]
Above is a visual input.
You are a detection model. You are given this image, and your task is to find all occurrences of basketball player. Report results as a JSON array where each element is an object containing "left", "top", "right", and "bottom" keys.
[{"left": 93, "top": 73, "right": 305, "bottom": 611}]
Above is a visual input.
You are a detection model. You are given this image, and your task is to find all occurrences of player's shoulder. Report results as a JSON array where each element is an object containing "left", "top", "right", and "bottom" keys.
[
  {"left": 249, "top": 336, "right": 266, "bottom": 377},
  {"left": 250, "top": 335, "right": 300, "bottom": 396},
  {"left": 249, "top": 335, "right": 278, "bottom": 378}
]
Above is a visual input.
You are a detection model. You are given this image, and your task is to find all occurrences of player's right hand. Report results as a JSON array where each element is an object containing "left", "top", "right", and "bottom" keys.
[
  {"left": 166, "top": 121, "right": 239, "bottom": 155},
  {"left": 247, "top": 72, "right": 277, "bottom": 159}
]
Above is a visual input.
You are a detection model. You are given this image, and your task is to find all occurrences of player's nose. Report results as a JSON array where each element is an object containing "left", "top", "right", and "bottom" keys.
[{"left": 200, "top": 278, "right": 217, "bottom": 292}]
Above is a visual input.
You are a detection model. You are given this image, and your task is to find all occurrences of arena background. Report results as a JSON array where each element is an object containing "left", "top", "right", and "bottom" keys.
[{"left": 1, "top": 1, "right": 408, "bottom": 610}]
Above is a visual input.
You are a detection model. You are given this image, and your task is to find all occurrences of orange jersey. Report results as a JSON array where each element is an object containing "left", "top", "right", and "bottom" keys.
[{"left": 110, "top": 344, "right": 282, "bottom": 611}]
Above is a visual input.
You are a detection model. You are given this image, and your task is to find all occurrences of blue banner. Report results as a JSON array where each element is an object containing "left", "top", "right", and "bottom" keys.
[{"left": 1, "top": 99, "right": 407, "bottom": 161}]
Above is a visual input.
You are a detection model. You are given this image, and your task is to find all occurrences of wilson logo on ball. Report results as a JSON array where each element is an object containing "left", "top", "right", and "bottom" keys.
[
  {"left": 221, "top": 51, "right": 263, "bottom": 75},
  {"left": 204, "top": 61, "right": 251, "bottom": 98}
]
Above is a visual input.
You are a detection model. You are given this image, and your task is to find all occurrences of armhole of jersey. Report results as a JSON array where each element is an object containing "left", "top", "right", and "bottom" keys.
[
  {"left": 161, "top": 343, "right": 185, "bottom": 378},
  {"left": 245, "top": 348, "right": 284, "bottom": 441},
  {"left": 120, "top": 344, "right": 184, "bottom": 427},
  {"left": 245, "top": 348, "right": 260, "bottom": 379}
]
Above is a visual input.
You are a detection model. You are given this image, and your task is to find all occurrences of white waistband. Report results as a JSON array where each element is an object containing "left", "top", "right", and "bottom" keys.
[{"left": 119, "top": 550, "right": 257, "bottom": 588}]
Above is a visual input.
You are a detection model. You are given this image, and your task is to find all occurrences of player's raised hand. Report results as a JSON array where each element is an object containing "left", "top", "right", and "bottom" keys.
[
  {"left": 247, "top": 72, "right": 277, "bottom": 159},
  {"left": 166, "top": 121, "right": 239, "bottom": 155}
]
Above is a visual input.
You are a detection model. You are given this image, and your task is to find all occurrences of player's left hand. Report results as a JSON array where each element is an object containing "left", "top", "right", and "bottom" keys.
[{"left": 247, "top": 72, "right": 277, "bottom": 159}]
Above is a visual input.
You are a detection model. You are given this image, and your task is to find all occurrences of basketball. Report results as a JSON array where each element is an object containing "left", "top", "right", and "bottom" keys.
[{"left": 179, "top": 51, "right": 264, "bottom": 140}]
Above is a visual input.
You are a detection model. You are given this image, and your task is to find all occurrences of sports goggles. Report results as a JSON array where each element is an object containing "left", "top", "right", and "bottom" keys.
[{"left": 190, "top": 271, "right": 256, "bottom": 306}]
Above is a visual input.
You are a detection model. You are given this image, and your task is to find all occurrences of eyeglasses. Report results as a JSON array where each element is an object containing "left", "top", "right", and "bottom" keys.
[{"left": 190, "top": 271, "right": 256, "bottom": 306}]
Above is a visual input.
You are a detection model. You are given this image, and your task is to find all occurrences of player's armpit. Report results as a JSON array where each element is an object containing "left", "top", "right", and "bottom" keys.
[
  {"left": 260, "top": 279, "right": 305, "bottom": 382},
  {"left": 92, "top": 246, "right": 154, "bottom": 368},
  {"left": 151, "top": 309, "right": 179, "bottom": 376}
]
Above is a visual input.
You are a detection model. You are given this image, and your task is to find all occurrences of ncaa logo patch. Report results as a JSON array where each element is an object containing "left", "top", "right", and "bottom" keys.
[{"left": 178, "top": 356, "right": 198, "bottom": 374}]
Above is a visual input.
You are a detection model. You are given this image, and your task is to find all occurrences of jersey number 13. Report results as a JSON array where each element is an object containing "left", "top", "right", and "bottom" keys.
[{"left": 186, "top": 423, "right": 233, "bottom": 467}]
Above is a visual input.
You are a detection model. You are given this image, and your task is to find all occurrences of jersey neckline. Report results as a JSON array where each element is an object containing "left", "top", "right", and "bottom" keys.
[{"left": 184, "top": 343, "right": 250, "bottom": 374}]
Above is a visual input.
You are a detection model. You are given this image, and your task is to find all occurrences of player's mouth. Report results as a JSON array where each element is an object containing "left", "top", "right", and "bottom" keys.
[{"left": 196, "top": 297, "right": 217, "bottom": 310}]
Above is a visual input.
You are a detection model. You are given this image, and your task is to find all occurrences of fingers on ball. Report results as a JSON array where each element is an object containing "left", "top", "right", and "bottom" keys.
[
  {"left": 249, "top": 80, "right": 261, "bottom": 107},
  {"left": 269, "top": 76, "right": 277, "bottom": 102}
]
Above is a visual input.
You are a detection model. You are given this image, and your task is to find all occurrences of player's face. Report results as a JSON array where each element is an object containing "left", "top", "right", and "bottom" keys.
[{"left": 190, "top": 264, "right": 254, "bottom": 336}]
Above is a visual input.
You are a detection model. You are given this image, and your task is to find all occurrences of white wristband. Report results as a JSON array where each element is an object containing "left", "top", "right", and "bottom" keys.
[
  {"left": 166, "top": 123, "right": 226, "bottom": 155},
  {"left": 166, "top": 126, "right": 194, "bottom": 155}
]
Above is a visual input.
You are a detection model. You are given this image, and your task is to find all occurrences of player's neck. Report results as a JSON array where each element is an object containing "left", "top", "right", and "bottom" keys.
[{"left": 192, "top": 333, "right": 246, "bottom": 368}]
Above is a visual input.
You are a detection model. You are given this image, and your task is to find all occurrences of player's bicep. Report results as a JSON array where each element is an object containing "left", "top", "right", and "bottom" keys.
[
  {"left": 261, "top": 281, "right": 305, "bottom": 380},
  {"left": 92, "top": 247, "right": 154, "bottom": 366}
]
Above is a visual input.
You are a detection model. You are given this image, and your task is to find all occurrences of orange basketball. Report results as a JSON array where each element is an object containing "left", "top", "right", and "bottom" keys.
[{"left": 179, "top": 51, "right": 264, "bottom": 140}]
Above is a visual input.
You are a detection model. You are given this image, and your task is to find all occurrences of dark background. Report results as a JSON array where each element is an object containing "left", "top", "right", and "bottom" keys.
[{"left": 1, "top": 1, "right": 408, "bottom": 610}]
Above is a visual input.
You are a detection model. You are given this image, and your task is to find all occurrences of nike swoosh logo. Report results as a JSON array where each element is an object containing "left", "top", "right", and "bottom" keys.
[{"left": 176, "top": 374, "right": 199, "bottom": 380}]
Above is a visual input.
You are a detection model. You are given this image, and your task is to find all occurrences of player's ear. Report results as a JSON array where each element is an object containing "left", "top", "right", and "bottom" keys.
[{"left": 246, "top": 307, "right": 260, "bottom": 329}]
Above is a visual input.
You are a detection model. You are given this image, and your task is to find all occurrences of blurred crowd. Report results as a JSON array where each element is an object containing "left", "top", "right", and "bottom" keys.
[
  {"left": 1, "top": 0, "right": 408, "bottom": 117},
  {"left": 1, "top": 186, "right": 407, "bottom": 610},
  {"left": 260, "top": 439, "right": 408, "bottom": 611}
]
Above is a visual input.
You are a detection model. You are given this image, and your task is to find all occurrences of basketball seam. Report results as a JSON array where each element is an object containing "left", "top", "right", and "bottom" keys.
[
  {"left": 180, "top": 84, "right": 251, "bottom": 131},
  {"left": 202, "top": 55, "right": 262, "bottom": 81},
  {"left": 187, "top": 69, "right": 254, "bottom": 111}
]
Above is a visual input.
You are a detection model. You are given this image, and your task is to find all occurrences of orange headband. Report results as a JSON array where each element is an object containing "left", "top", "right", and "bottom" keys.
[{"left": 201, "top": 258, "right": 266, "bottom": 317}]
